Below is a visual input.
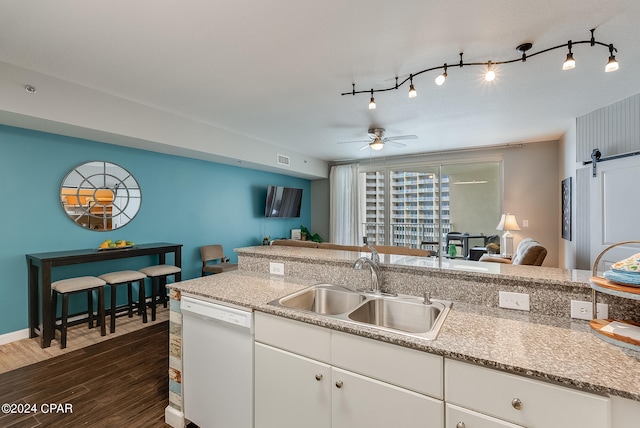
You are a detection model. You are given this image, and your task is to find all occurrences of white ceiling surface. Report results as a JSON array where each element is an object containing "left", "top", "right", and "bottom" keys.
[{"left": 1, "top": 1, "right": 640, "bottom": 179}]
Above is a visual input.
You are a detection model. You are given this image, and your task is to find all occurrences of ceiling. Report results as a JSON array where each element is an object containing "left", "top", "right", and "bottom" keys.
[{"left": 1, "top": 0, "right": 640, "bottom": 171}]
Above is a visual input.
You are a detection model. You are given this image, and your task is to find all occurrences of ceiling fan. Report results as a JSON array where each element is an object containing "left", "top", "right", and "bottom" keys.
[{"left": 338, "top": 128, "right": 417, "bottom": 151}]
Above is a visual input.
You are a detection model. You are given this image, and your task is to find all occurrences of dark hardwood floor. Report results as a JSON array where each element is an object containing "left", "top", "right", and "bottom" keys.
[{"left": 0, "top": 321, "right": 170, "bottom": 428}]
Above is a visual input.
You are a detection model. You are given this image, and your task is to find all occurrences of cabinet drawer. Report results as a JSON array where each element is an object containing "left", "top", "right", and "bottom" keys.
[
  {"left": 254, "top": 312, "right": 331, "bottom": 362},
  {"left": 332, "top": 331, "right": 443, "bottom": 399},
  {"left": 445, "top": 359, "right": 610, "bottom": 428},
  {"left": 446, "top": 403, "right": 524, "bottom": 428}
]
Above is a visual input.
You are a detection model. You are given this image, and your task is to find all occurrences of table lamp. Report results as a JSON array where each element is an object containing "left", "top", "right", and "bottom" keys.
[{"left": 496, "top": 213, "right": 521, "bottom": 257}]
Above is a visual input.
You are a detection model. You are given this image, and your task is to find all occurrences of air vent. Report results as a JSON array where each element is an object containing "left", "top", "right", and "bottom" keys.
[{"left": 277, "top": 154, "right": 290, "bottom": 166}]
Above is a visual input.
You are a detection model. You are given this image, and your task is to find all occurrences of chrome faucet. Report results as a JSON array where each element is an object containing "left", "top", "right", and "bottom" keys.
[
  {"left": 366, "top": 244, "right": 380, "bottom": 264},
  {"left": 354, "top": 246, "right": 382, "bottom": 294}
]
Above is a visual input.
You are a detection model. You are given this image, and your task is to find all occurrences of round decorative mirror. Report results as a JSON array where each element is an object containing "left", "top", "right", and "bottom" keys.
[{"left": 60, "top": 161, "right": 141, "bottom": 231}]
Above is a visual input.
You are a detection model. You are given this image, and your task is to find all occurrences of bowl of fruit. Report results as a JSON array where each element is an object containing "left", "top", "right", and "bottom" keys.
[{"left": 98, "top": 239, "right": 135, "bottom": 251}]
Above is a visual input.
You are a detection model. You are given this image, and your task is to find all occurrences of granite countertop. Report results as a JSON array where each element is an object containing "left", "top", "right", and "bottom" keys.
[
  {"left": 170, "top": 270, "right": 640, "bottom": 401},
  {"left": 236, "top": 245, "right": 593, "bottom": 287}
]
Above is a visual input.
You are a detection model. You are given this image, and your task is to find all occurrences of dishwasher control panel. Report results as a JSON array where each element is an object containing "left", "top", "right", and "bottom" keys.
[{"left": 181, "top": 296, "right": 252, "bottom": 329}]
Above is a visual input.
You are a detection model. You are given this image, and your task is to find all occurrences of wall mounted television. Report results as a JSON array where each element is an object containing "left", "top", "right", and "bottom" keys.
[{"left": 264, "top": 185, "right": 303, "bottom": 218}]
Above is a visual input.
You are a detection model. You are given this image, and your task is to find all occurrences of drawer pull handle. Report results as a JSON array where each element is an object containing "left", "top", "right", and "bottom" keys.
[
  {"left": 335, "top": 380, "right": 343, "bottom": 389},
  {"left": 456, "top": 422, "right": 466, "bottom": 428},
  {"left": 511, "top": 398, "right": 523, "bottom": 410},
  {"left": 315, "top": 373, "right": 323, "bottom": 381}
]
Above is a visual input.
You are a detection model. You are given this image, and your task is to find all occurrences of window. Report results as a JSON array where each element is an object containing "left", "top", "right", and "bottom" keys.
[{"left": 360, "top": 161, "right": 501, "bottom": 254}]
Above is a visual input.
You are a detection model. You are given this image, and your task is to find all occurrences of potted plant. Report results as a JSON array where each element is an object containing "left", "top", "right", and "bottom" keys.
[{"left": 300, "top": 225, "right": 323, "bottom": 243}]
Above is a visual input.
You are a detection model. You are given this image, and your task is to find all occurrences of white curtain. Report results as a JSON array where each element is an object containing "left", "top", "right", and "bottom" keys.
[{"left": 329, "top": 163, "right": 361, "bottom": 245}]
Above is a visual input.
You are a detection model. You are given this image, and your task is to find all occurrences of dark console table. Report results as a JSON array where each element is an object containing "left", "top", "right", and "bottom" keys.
[{"left": 26, "top": 242, "right": 182, "bottom": 348}]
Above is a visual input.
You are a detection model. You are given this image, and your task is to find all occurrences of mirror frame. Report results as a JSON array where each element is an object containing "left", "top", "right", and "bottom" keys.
[{"left": 60, "top": 161, "right": 141, "bottom": 231}]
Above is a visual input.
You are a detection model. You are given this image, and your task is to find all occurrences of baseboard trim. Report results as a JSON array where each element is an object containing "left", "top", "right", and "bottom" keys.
[
  {"left": 165, "top": 405, "right": 185, "bottom": 428},
  {"left": 0, "top": 328, "right": 29, "bottom": 346}
]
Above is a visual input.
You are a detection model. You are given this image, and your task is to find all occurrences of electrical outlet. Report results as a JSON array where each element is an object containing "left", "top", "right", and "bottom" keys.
[
  {"left": 499, "top": 291, "right": 530, "bottom": 311},
  {"left": 570, "top": 300, "right": 608, "bottom": 320},
  {"left": 269, "top": 262, "right": 285, "bottom": 275},
  {"left": 522, "top": 220, "right": 529, "bottom": 227}
]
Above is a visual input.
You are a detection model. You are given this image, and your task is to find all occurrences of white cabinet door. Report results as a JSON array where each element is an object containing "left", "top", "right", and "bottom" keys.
[
  {"left": 254, "top": 343, "right": 331, "bottom": 428},
  {"left": 446, "top": 403, "right": 524, "bottom": 428},
  {"left": 332, "top": 367, "right": 444, "bottom": 428}
]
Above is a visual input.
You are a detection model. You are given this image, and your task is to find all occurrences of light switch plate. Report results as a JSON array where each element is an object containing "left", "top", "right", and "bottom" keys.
[
  {"left": 269, "top": 262, "right": 285, "bottom": 275},
  {"left": 499, "top": 291, "right": 530, "bottom": 311}
]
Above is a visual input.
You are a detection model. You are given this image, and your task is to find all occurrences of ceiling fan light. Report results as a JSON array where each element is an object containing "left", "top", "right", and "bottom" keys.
[
  {"left": 563, "top": 52, "right": 575, "bottom": 70},
  {"left": 370, "top": 141, "right": 384, "bottom": 150},
  {"left": 605, "top": 55, "right": 619, "bottom": 72},
  {"left": 408, "top": 84, "right": 417, "bottom": 98}
]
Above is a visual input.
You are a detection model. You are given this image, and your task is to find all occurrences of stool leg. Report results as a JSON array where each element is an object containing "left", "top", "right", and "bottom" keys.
[
  {"left": 98, "top": 287, "right": 106, "bottom": 337},
  {"left": 160, "top": 275, "right": 168, "bottom": 308},
  {"left": 138, "top": 280, "right": 147, "bottom": 323},
  {"left": 151, "top": 277, "right": 158, "bottom": 321},
  {"left": 127, "top": 283, "right": 134, "bottom": 317},
  {"left": 87, "top": 289, "right": 94, "bottom": 329},
  {"left": 61, "top": 294, "right": 69, "bottom": 349},
  {"left": 110, "top": 284, "right": 117, "bottom": 334},
  {"left": 51, "top": 290, "right": 58, "bottom": 331}
]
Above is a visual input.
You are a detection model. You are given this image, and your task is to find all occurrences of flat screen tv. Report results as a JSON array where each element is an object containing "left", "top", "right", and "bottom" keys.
[{"left": 264, "top": 185, "right": 303, "bottom": 218}]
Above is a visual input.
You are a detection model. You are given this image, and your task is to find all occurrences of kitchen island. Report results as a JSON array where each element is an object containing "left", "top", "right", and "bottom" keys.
[{"left": 166, "top": 245, "right": 640, "bottom": 427}]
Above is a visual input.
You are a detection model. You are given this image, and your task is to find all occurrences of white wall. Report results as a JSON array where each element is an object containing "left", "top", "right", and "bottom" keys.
[
  {"left": 559, "top": 121, "right": 577, "bottom": 269},
  {"left": 502, "top": 141, "right": 559, "bottom": 267}
]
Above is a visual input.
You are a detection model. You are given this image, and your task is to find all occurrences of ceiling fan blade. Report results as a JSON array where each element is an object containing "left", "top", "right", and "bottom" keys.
[
  {"left": 338, "top": 139, "right": 371, "bottom": 144},
  {"left": 358, "top": 143, "right": 371, "bottom": 151},
  {"left": 384, "top": 135, "right": 417, "bottom": 141},
  {"left": 386, "top": 141, "right": 407, "bottom": 148}
]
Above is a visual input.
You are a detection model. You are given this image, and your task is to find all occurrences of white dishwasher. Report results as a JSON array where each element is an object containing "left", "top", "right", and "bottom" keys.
[{"left": 181, "top": 295, "right": 254, "bottom": 428}]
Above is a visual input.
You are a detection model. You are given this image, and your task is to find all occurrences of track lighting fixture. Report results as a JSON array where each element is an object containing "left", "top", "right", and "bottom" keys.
[
  {"left": 605, "top": 44, "right": 619, "bottom": 72},
  {"left": 408, "top": 75, "right": 417, "bottom": 98},
  {"left": 563, "top": 40, "right": 576, "bottom": 70},
  {"left": 342, "top": 28, "right": 618, "bottom": 109},
  {"left": 435, "top": 64, "right": 447, "bottom": 86},
  {"left": 484, "top": 61, "right": 496, "bottom": 82}
]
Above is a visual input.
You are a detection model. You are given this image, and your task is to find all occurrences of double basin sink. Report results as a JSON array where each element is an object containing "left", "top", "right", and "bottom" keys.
[{"left": 268, "top": 284, "right": 452, "bottom": 340}]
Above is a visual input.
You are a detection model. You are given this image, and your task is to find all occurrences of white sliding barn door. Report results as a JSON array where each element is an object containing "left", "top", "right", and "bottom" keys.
[{"left": 589, "top": 155, "right": 640, "bottom": 274}]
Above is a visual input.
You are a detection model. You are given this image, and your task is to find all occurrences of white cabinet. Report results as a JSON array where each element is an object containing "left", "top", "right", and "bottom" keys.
[
  {"left": 254, "top": 313, "right": 444, "bottom": 428},
  {"left": 254, "top": 343, "right": 330, "bottom": 428},
  {"left": 332, "top": 366, "right": 443, "bottom": 428},
  {"left": 446, "top": 403, "right": 524, "bottom": 428},
  {"left": 445, "top": 359, "right": 610, "bottom": 428}
]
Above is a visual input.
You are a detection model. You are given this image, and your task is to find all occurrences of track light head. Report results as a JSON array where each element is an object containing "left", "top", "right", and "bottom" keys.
[
  {"left": 484, "top": 61, "right": 496, "bottom": 82},
  {"left": 435, "top": 65, "right": 448, "bottom": 86},
  {"left": 368, "top": 90, "right": 376, "bottom": 109},
  {"left": 408, "top": 84, "right": 417, "bottom": 98},
  {"left": 605, "top": 44, "right": 619, "bottom": 72},
  {"left": 408, "top": 75, "right": 417, "bottom": 98},
  {"left": 563, "top": 40, "right": 575, "bottom": 70},
  {"left": 563, "top": 52, "right": 576, "bottom": 70}
]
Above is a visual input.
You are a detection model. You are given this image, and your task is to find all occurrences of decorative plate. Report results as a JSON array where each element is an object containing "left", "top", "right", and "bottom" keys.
[{"left": 603, "top": 269, "right": 640, "bottom": 286}]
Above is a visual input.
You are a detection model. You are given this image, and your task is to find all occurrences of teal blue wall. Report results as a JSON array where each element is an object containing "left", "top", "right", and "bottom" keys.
[{"left": 0, "top": 125, "right": 311, "bottom": 335}]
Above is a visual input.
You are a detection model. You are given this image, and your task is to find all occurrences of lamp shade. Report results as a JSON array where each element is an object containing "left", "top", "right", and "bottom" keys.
[{"left": 496, "top": 213, "right": 521, "bottom": 231}]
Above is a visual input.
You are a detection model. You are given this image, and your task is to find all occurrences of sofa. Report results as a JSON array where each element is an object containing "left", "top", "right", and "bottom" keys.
[{"left": 479, "top": 238, "right": 547, "bottom": 266}]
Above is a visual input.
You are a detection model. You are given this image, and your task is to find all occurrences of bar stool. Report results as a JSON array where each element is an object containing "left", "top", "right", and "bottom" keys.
[
  {"left": 138, "top": 264, "right": 182, "bottom": 321},
  {"left": 98, "top": 270, "right": 148, "bottom": 333},
  {"left": 51, "top": 276, "right": 106, "bottom": 349}
]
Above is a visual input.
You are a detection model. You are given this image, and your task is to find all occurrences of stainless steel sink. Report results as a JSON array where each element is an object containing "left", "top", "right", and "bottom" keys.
[
  {"left": 277, "top": 284, "right": 366, "bottom": 315},
  {"left": 347, "top": 298, "right": 445, "bottom": 335},
  {"left": 269, "top": 284, "right": 452, "bottom": 340}
]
